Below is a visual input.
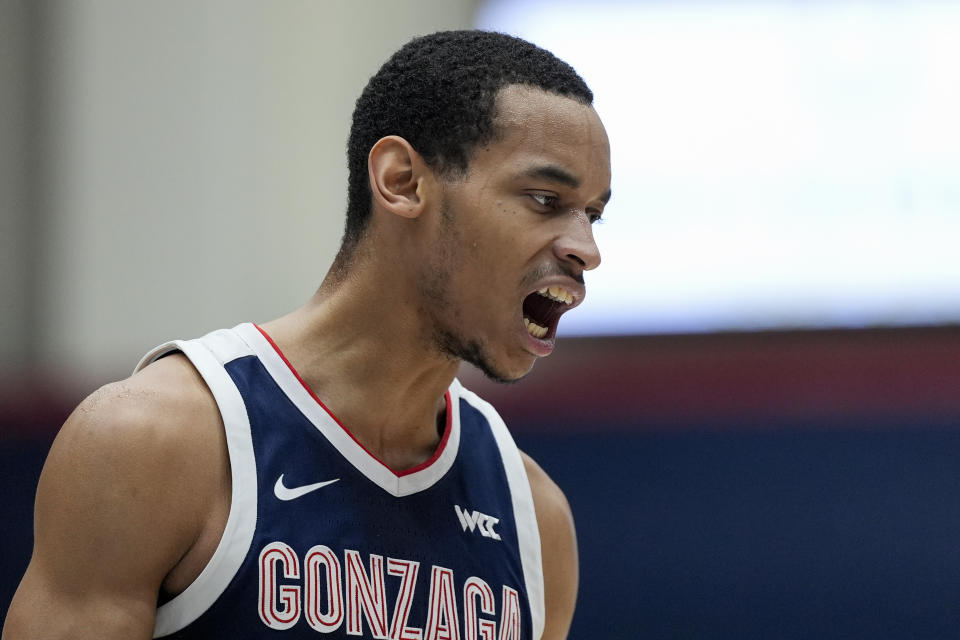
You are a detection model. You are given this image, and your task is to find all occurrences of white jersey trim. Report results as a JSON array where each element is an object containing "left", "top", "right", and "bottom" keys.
[
  {"left": 235, "top": 322, "right": 461, "bottom": 498},
  {"left": 458, "top": 386, "right": 546, "bottom": 640},
  {"left": 136, "top": 331, "right": 259, "bottom": 638}
]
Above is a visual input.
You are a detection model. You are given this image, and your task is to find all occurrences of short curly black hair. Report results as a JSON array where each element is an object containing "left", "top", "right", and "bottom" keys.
[{"left": 343, "top": 30, "right": 593, "bottom": 250}]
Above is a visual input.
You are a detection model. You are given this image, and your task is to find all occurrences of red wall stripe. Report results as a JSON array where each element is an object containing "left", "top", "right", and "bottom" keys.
[{"left": 459, "top": 326, "right": 960, "bottom": 429}]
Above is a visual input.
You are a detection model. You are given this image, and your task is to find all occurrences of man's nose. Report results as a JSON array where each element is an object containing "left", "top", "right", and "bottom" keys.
[{"left": 553, "top": 213, "right": 601, "bottom": 272}]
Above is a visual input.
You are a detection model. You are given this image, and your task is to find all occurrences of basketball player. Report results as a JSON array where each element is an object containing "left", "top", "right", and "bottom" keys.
[{"left": 4, "top": 31, "right": 610, "bottom": 639}]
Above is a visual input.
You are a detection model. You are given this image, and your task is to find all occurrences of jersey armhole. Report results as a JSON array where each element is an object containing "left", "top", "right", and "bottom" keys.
[
  {"left": 457, "top": 387, "right": 546, "bottom": 640},
  {"left": 139, "top": 336, "right": 259, "bottom": 638}
]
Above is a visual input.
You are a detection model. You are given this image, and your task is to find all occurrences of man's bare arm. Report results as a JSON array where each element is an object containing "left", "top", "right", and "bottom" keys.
[
  {"left": 3, "top": 356, "right": 226, "bottom": 640},
  {"left": 522, "top": 452, "right": 579, "bottom": 640}
]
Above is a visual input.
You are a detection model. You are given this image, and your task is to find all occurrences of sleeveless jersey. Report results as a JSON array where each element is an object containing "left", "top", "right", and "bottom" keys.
[{"left": 134, "top": 323, "right": 545, "bottom": 639}]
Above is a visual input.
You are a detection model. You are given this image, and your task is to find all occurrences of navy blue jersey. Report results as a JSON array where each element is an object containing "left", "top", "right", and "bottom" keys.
[{"left": 135, "top": 323, "right": 545, "bottom": 639}]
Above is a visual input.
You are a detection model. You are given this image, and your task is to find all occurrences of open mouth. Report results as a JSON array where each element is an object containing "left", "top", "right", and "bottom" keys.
[{"left": 522, "top": 286, "right": 575, "bottom": 340}]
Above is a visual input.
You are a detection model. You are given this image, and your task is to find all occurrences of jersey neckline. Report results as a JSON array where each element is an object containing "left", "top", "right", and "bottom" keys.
[{"left": 238, "top": 322, "right": 461, "bottom": 497}]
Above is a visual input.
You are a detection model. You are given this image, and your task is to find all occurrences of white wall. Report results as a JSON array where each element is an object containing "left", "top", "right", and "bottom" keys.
[
  {"left": 0, "top": 0, "right": 31, "bottom": 369},
  {"left": 27, "top": 0, "right": 477, "bottom": 382}
]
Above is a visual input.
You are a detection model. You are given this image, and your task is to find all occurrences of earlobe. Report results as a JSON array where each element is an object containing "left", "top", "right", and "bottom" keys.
[{"left": 368, "top": 136, "right": 429, "bottom": 219}]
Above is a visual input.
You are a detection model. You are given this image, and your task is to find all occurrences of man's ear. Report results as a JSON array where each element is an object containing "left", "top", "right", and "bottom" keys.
[{"left": 367, "top": 135, "right": 433, "bottom": 219}]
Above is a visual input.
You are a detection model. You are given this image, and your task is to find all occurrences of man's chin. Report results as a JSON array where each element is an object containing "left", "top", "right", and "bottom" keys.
[
  {"left": 458, "top": 347, "right": 533, "bottom": 385},
  {"left": 435, "top": 327, "right": 537, "bottom": 384},
  {"left": 480, "top": 365, "right": 526, "bottom": 386},
  {"left": 470, "top": 352, "right": 538, "bottom": 385}
]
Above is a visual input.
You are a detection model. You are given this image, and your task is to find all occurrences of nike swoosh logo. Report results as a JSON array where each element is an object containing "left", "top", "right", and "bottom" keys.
[{"left": 273, "top": 474, "right": 340, "bottom": 501}]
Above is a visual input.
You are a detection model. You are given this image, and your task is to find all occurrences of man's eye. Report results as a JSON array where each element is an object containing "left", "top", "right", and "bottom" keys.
[{"left": 530, "top": 193, "right": 557, "bottom": 207}]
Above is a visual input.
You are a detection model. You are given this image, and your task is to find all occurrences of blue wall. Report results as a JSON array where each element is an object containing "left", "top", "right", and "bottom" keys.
[
  {"left": 515, "top": 420, "right": 960, "bottom": 638},
  {"left": 1, "top": 436, "right": 54, "bottom": 624}
]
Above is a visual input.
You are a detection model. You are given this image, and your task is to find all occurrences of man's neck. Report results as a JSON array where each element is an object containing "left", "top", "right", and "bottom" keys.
[{"left": 259, "top": 264, "right": 458, "bottom": 472}]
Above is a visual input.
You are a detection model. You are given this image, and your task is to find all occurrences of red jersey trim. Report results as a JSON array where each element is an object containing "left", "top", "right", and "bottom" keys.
[{"left": 254, "top": 324, "right": 453, "bottom": 478}]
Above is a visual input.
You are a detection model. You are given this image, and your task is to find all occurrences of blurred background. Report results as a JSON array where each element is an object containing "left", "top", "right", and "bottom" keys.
[{"left": 2, "top": 1, "right": 959, "bottom": 637}]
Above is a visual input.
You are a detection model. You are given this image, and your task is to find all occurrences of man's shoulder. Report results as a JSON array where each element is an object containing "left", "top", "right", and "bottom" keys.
[
  {"left": 40, "top": 350, "right": 229, "bottom": 553},
  {"left": 519, "top": 450, "right": 573, "bottom": 526},
  {"left": 53, "top": 353, "right": 223, "bottom": 483},
  {"left": 87, "top": 353, "right": 216, "bottom": 426},
  {"left": 8, "top": 353, "right": 231, "bottom": 639}
]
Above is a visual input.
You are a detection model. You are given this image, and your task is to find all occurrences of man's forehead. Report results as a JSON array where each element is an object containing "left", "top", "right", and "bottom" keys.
[
  {"left": 488, "top": 86, "right": 609, "bottom": 164},
  {"left": 492, "top": 84, "right": 599, "bottom": 132},
  {"left": 485, "top": 85, "right": 611, "bottom": 180}
]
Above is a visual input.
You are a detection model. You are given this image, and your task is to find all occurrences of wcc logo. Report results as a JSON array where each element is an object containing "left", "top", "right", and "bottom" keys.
[{"left": 454, "top": 505, "right": 501, "bottom": 541}]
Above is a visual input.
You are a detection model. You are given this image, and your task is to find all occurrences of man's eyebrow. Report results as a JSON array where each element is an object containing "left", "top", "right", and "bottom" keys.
[
  {"left": 524, "top": 164, "right": 612, "bottom": 204},
  {"left": 524, "top": 164, "right": 580, "bottom": 189}
]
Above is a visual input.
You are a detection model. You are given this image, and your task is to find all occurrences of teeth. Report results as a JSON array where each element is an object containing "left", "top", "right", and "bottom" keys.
[
  {"left": 524, "top": 317, "right": 549, "bottom": 339},
  {"left": 537, "top": 286, "right": 574, "bottom": 305}
]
